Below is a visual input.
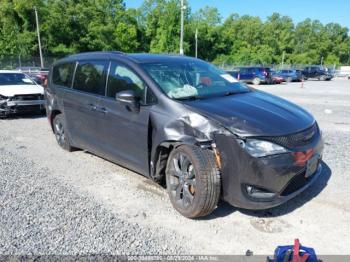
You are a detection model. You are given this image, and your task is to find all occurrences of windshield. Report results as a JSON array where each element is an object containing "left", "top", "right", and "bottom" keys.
[
  {"left": 0, "top": 73, "right": 35, "bottom": 86},
  {"left": 141, "top": 60, "right": 250, "bottom": 100}
]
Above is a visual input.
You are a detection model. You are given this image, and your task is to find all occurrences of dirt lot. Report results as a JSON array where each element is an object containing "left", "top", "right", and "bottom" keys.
[{"left": 0, "top": 79, "right": 349, "bottom": 255}]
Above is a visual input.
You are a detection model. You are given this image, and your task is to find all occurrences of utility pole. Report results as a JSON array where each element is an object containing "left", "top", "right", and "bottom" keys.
[
  {"left": 34, "top": 6, "right": 44, "bottom": 68},
  {"left": 320, "top": 56, "right": 324, "bottom": 67},
  {"left": 195, "top": 28, "right": 198, "bottom": 58},
  {"left": 18, "top": 54, "right": 22, "bottom": 68},
  {"left": 179, "top": 0, "right": 185, "bottom": 55},
  {"left": 281, "top": 51, "right": 285, "bottom": 69}
]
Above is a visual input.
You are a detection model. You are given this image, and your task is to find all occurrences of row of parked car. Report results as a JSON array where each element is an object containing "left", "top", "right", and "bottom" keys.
[{"left": 227, "top": 65, "right": 333, "bottom": 85}]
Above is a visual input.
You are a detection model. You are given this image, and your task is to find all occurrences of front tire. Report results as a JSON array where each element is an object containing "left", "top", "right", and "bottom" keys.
[
  {"left": 252, "top": 77, "right": 261, "bottom": 85},
  {"left": 166, "top": 145, "right": 221, "bottom": 218},
  {"left": 320, "top": 75, "right": 326, "bottom": 81},
  {"left": 53, "top": 114, "right": 73, "bottom": 152}
]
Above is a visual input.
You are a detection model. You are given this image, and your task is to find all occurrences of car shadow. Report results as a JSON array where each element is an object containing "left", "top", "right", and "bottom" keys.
[{"left": 201, "top": 161, "right": 332, "bottom": 220}]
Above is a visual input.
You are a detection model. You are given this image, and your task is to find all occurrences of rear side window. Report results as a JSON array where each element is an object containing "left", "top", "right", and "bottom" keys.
[
  {"left": 52, "top": 62, "right": 75, "bottom": 87},
  {"left": 106, "top": 61, "right": 145, "bottom": 102},
  {"left": 73, "top": 60, "right": 108, "bottom": 96}
]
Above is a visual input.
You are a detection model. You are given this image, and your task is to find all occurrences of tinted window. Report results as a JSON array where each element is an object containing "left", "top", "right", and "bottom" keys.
[
  {"left": 106, "top": 61, "right": 145, "bottom": 101},
  {"left": 239, "top": 68, "right": 247, "bottom": 74},
  {"left": 146, "top": 86, "right": 157, "bottom": 104},
  {"left": 52, "top": 62, "right": 75, "bottom": 87},
  {"left": 73, "top": 60, "right": 108, "bottom": 95}
]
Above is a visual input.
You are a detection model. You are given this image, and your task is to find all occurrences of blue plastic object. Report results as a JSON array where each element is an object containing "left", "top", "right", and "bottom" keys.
[{"left": 267, "top": 239, "right": 321, "bottom": 262}]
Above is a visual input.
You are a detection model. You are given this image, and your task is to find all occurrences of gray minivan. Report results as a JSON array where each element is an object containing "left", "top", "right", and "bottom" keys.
[{"left": 46, "top": 52, "right": 324, "bottom": 218}]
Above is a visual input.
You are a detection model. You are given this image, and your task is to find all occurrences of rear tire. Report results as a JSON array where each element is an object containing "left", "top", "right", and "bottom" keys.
[
  {"left": 53, "top": 114, "right": 73, "bottom": 152},
  {"left": 166, "top": 145, "right": 221, "bottom": 218},
  {"left": 252, "top": 77, "right": 261, "bottom": 85}
]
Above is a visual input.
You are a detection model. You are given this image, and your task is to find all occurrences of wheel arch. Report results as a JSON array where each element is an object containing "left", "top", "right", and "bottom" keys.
[
  {"left": 50, "top": 109, "right": 62, "bottom": 132},
  {"left": 151, "top": 140, "right": 199, "bottom": 186}
]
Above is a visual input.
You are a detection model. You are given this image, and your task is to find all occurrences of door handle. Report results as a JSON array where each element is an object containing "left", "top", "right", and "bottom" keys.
[
  {"left": 88, "top": 103, "right": 97, "bottom": 111},
  {"left": 98, "top": 107, "right": 108, "bottom": 114}
]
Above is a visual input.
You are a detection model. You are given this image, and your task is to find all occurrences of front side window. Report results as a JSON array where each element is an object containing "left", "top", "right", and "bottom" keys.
[
  {"left": 106, "top": 61, "right": 145, "bottom": 101},
  {"left": 239, "top": 68, "right": 247, "bottom": 74},
  {"left": 141, "top": 60, "right": 249, "bottom": 100},
  {"left": 73, "top": 60, "right": 108, "bottom": 96},
  {"left": 0, "top": 73, "right": 35, "bottom": 86},
  {"left": 52, "top": 62, "right": 75, "bottom": 87}
]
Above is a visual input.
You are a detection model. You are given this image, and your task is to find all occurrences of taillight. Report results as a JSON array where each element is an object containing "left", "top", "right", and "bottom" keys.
[{"left": 43, "top": 78, "right": 48, "bottom": 88}]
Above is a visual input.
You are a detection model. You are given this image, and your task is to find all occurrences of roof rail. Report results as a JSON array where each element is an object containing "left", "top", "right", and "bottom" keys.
[{"left": 67, "top": 51, "right": 126, "bottom": 58}]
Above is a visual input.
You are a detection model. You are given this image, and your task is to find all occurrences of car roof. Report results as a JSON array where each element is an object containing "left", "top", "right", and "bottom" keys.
[{"left": 61, "top": 51, "right": 199, "bottom": 64}]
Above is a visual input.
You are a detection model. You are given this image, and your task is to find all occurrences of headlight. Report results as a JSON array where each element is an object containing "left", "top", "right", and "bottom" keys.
[{"left": 238, "top": 139, "right": 288, "bottom": 157}]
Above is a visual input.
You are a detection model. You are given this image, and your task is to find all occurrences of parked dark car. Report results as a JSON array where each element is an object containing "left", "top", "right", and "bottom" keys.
[
  {"left": 302, "top": 66, "right": 332, "bottom": 81},
  {"left": 276, "top": 69, "right": 303, "bottom": 82},
  {"left": 227, "top": 67, "right": 273, "bottom": 85},
  {"left": 46, "top": 52, "right": 324, "bottom": 218}
]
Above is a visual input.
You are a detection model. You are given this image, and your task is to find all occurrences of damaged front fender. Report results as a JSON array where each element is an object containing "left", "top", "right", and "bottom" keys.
[
  {"left": 0, "top": 98, "right": 11, "bottom": 115},
  {"left": 149, "top": 102, "right": 229, "bottom": 182}
]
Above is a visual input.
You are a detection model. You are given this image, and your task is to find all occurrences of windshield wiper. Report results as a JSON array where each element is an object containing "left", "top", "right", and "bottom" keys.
[
  {"left": 175, "top": 95, "right": 203, "bottom": 101},
  {"left": 223, "top": 90, "right": 249, "bottom": 97}
]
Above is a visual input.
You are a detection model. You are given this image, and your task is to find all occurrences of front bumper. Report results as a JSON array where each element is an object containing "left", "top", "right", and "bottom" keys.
[
  {"left": 215, "top": 133, "right": 324, "bottom": 210},
  {"left": 0, "top": 99, "right": 45, "bottom": 115}
]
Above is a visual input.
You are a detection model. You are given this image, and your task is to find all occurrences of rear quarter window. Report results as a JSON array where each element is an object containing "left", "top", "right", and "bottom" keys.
[{"left": 52, "top": 62, "right": 75, "bottom": 87}]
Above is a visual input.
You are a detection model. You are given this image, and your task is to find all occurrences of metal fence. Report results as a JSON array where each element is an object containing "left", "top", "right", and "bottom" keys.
[
  {"left": 217, "top": 62, "right": 338, "bottom": 71},
  {"left": 0, "top": 56, "right": 62, "bottom": 70},
  {"left": 0, "top": 55, "right": 341, "bottom": 72}
]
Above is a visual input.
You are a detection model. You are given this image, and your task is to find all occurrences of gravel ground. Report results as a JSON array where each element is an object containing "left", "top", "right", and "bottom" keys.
[
  {"left": 0, "top": 149, "right": 187, "bottom": 255},
  {"left": 0, "top": 79, "right": 349, "bottom": 255}
]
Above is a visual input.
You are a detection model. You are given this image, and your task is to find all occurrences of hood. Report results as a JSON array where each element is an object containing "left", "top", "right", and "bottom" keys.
[
  {"left": 0, "top": 84, "right": 44, "bottom": 97},
  {"left": 182, "top": 90, "right": 315, "bottom": 137}
]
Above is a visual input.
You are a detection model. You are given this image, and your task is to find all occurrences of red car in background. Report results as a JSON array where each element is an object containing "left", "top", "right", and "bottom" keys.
[
  {"left": 271, "top": 70, "right": 284, "bottom": 84},
  {"left": 16, "top": 67, "right": 49, "bottom": 86},
  {"left": 272, "top": 75, "right": 284, "bottom": 84}
]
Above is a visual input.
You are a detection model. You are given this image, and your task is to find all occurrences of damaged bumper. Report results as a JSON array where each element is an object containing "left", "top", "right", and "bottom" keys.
[
  {"left": 215, "top": 131, "right": 324, "bottom": 210},
  {"left": 0, "top": 98, "right": 45, "bottom": 115}
]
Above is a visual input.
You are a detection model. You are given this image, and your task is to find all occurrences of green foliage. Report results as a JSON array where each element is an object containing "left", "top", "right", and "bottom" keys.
[{"left": 0, "top": 0, "right": 350, "bottom": 66}]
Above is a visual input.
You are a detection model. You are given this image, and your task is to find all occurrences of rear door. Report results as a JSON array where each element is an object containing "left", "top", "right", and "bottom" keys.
[
  {"left": 239, "top": 68, "right": 248, "bottom": 81},
  {"left": 63, "top": 60, "right": 108, "bottom": 152},
  {"left": 247, "top": 68, "right": 256, "bottom": 81},
  {"left": 97, "top": 60, "right": 154, "bottom": 174}
]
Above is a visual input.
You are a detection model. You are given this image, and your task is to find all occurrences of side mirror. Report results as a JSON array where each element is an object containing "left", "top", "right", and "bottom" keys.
[{"left": 115, "top": 90, "right": 140, "bottom": 111}]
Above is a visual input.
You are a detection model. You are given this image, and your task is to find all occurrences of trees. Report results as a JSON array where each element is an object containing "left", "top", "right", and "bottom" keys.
[{"left": 0, "top": 0, "right": 350, "bottom": 66}]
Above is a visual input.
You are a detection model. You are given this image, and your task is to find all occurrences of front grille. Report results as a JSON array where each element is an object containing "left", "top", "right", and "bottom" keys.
[
  {"left": 256, "top": 123, "right": 319, "bottom": 149},
  {"left": 13, "top": 94, "right": 44, "bottom": 101},
  {"left": 15, "top": 105, "right": 44, "bottom": 113}
]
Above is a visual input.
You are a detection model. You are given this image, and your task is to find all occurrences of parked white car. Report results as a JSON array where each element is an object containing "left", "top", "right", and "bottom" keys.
[{"left": 0, "top": 70, "right": 45, "bottom": 117}]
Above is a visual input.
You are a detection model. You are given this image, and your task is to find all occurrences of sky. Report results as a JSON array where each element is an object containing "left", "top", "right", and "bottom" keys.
[{"left": 124, "top": 0, "right": 350, "bottom": 29}]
